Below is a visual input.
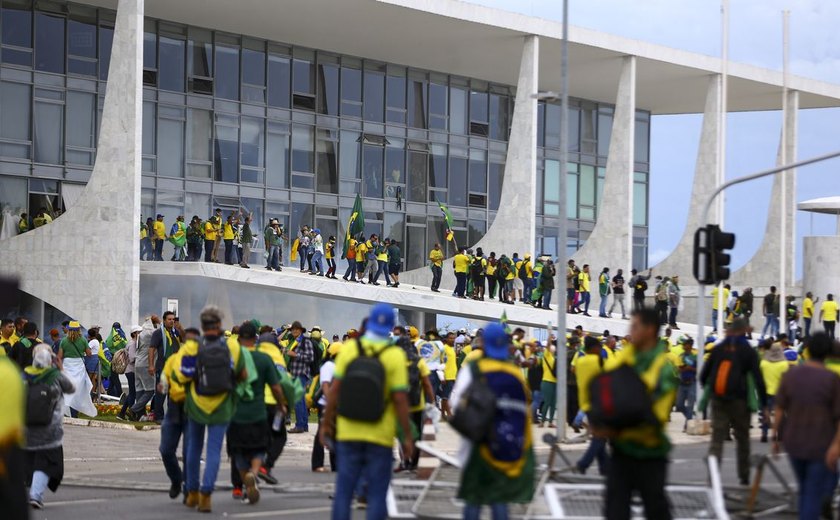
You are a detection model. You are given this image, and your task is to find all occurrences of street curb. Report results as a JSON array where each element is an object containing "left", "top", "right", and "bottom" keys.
[
  {"left": 63, "top": 416, "right": 161, "bottom": 431},
  {"left": 63, "top": 477, "right": 335, "bottom": 495}
]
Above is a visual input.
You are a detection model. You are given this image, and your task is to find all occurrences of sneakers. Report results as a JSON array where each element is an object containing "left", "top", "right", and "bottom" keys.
[
  {"left": 244, "top": 471, "right": 260, "bottom": 504},
  {"left": 232, "top": 487, "right": 243, "bottom": 500},
  {"left": 257, "top": 466, "right": 278, "bottom": 485},
  {"left": 169, "top": 481, "right": 181, "bottom": 499},
  {"left": 288, "top": 427, "right": 308, "bottom": 434},
  {"left": 29, "top": 499, "right": 44, "bottom": 510}
]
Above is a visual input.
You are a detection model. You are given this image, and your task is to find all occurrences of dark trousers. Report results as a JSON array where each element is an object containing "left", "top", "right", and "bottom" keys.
[
  {"left": 187, "top": 242, "right": 201, "bottom": 261},
  {"left": 343, "top": 259, "right": 356, "bottom": 280},
  {"left": 605, "top": 450, "right": 671, "bottom": 520},
  {"left": 709, "top": 398, "right": 751, "bottom": 482},
  {"left": 577, "top": 436, "right": 609, "bottom": 475},
  {"left": 656, "top": 301, "right": 669, "bottom": 325},
  {"left": 669, "top": 307, "right": 678, "bottom": 327},
  {"left": 151, "top": 369, "right": 165, "bottom": 419},
  {"left": 826, "top": 321, "right": 837, "bottom": 339},
  {"left": 431, "top": 265, "right": 442, "bottom": 290},
  {"left": 488, "top": 277, "right": 498, "bottom": 299},
  {"left": 408, "top": 411, "right": 423, "bottom": 469},
  {"left": 633, "top": 294, "right": 645, "bottom": 311},
  {"left": 566, "top": 385, "right": 579, "bottom": 427},
  {"left": 789, "top": 456, "right": 839, "bottom": 520},
  {"left": 265, "top": 405, "right": 287, "bottom": 470},
  {"left": 154, "top": 239, "right": 164, "bottom": 261},
  {"left": 224, "top": 239, "right": 235, "bottom": 264},
  {"left": 454, "top": 272, "right": 467, "bottom": 297},
  {"left": 159, "top": 401, "right": 187, "bottom": 488},
  {"left": 204, "top": 240, "right": 214, "bottom": 262},
  {"left": 312, "top": 405, "right": 336, "bottom": 471},
  {"left": 118, "top": 372, "right": 136, "bottom": 418}
]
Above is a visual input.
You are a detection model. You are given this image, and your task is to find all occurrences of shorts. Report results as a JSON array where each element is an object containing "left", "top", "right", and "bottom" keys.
[
  {"left": 439, "top": 380, "right": 454, "bottom": 400},
  {"left": 388, "top": 263, "right": 401, "bottom": 275},
  {"left": 84, "top": 355, "right": 99, "bottom": 374},
  {"left": 513, "top": 278, "right": 524, "bottom": 291}
]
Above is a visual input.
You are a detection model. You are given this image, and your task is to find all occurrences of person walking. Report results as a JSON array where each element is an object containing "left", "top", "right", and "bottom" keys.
[
  {"left": 711, "top": 283, "right": 731, "bottom": 332},
  {"left": 668, "top": 276, "right": 681, "bottom": 329},
  {"left": 700, "top": 318, "right": 767, "bottom": 485},
  {"left": 325, "top": 235, "right": 338, "bottom": 279},
  {"left": 674, "top": 338, "right": 697, "bottom": 432},
  {"left": 140, "top": 217, "right": 153, "bottom": 260},
  {"left": 429, "top": 243, "right": 444, "bottom": 293},
  {"left": 179, "top": 306, "right": 247, "bottom": 513},
  {"left": 223, "top": 214, "right": 238, "bottom": 265},
  {"left": 653, "top": 277, "right": 670, "bottom": 326},
  {"left": 598, "top": 267, "right": 611, "bottom": 318},
  {"left": 153, "top": 214, "right": 167, "bottom": 261},
  {"left": 451, "top": 323, "right": 535, "bottom": 519},
  {"left": 264, "top": 219, "right": 282, "bottom": 271},
  {"left": 372, "top": 238, "right": 390, "bottom": 286},
  {"left": 312, "top": 342, "right": 340, "bottom": 473},
  {"left": 127, "top": 316, "right": 160, "bottom": 422},
  {"left": 820, "top": 294, "right": 838, "bottom": 339},
  {"left": 609, "top": 269, "right": 627, "bottom": 319},
  {"left": 310, "top": 228, "right": 325, "bottom": 276},
  {"left": 573, "top": 336, "right": 608, "bottom": 475},
  {"left": 540, "top": 259, "right": 556, "bottom": 310},
  {"left": 149, "top": 311, "right": 181, "bottom": 423},
  {"left": 802, "top": 292, "right": 817, "bottom": 338},
  {"left": 158, "top": 326, "right": 190, "bottom": 501},
  {"left": 759, "top": 343, "right": 788, "bottom": 443},
  {"left": 362, "top": 235, "right": 379, "bottom": 284},
  {"left": 628, "top": 269, "right": 652, "bottom": 311},
  {"left": 116, "top": 326, "right": 141, "bottom": 420},
  {"left": 285, "top": 321, "right": 315, "bottom": 433},
  {"left": 203, "top": 212, "right": 219, "bottom": 262},
  {"left": 577, "top": 265, "right": 592, "bottom": 316},
  {"left": 169, "top": 215, "right": 188, "bottom": 261},
  {"left": 761, "top": 286, "right": 780, "bottom": 339},
  {"left": 387, "top": 239, "right": 401, "bottom": 287},
  {"left": 342, "top": 235, "right": 358, "bottom": 281},
  {"left": 486, "top": 253, "right": 498, "bottom": 300},
  {"left": 320, "top": 303, "right": 414, "bottom": 520},
  {"left": 24, "top": 345, "right": 75, "bottom": 510},
  {"left": 453, "top": 247, "right": 469, "bottom": 298},
  {"left": 566, "top": 260, "right": 577, "bottom": 313},
  {"left": 186, "top": 216, "right": 203, "bottom": 261},
  {"left": 239, "top": 214, "right": 253, "bottom": 268},
  {"left": 773, "top": 333, "right": 840, "bottom": 520}
]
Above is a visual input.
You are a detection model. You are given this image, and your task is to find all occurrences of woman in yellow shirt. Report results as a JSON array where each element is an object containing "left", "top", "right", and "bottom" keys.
[{"left": 759, "top": 343, "right": 789, "bottom": 442}]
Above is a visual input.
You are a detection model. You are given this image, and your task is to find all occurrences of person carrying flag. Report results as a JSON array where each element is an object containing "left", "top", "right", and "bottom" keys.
[{"left": 169, "top": 215, "right": 187, "bottom": 261}]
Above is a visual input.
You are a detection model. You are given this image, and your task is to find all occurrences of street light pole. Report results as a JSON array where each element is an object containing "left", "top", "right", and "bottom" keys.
[{"left": 555, "top": 0, "right": 569, "bottom": 443}]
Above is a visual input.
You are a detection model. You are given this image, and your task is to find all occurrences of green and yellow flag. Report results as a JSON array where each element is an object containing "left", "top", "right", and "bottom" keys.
[
  {"left": 342, "top": 194, "right": 365, "bottom": 259},
  {"left": 438, "top": 201, "right": 455, "bottom": 242}
]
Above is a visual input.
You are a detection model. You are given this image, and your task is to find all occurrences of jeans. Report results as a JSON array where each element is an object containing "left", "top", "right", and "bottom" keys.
[
  {"left": 159, "top": 402, "right": 187, "bottom": 488},
  {"left": 332, "top": 442, "right": 393, "bottom": 520},
  {"left": 675, "top": 384, "right": 696, "bottom": 422},
  {"left": 523, "top": 278, "right": 534, "bottom": 303},
  {"left": 577, "top": 436, "right": 608, "bottom": 475},
  {"left": 29, "top": 470, "right": 49, "bottom": 502},
  {"left": 373, "top": 260, "right": 388, "bottom": 284},
  {"left": 312, "top": 251, "right": 324, "bottom": 274},
  {"left": 343, "top": 258, "right": 357, "bottom": 280},
  {"left": 542, "top": 289, "right": 552, "bottom": 309},
  {"left": 826, "top": 321, "right": 837, "bottom": 339},
  {"left": 431, "top": 265, "right": 442, "bottom": 290},
  {"left": 454, "top": 272, "right": 467, "bottom": 297},
  {"left": 669, "top": 306, "right": 679, "bottom": 327},
  {"left": 299, "top": 247, "right": 308, "bottom": 270},
  {"left": 463, "top": 503, "right": 509, "bottom": 520},
  {"left": 605, "top": 451, "right": 671, "bottom": 520},
  {"left": 187, "top": 242, "right": 201, "bottom": 261},
  {"left": 312, "top": 405, "right": 336, "bottom": 471},
  {"left": 656, "top": 301, "right": 669, "bottom": 325},
  {"left": 789, "top": 456, "right": 838, "bottom": 520},
  {"left": 760, "top": 396, "right": 775, "bottom": 438},
  {"left": 140, "top": 237, "right": 152, "bottom": 260},
  {"left": 599, "top": 293, "right": 609, "bottom": 316},
  {"left": 531, "top": 390, "right": 543, "bottom": 421},
  {"left": 610, "top": 293, "right": 626, "bottom": 317},
  {"left": 152, "top": 370, "right": 165, "bottom": 419},
  {"left": 579, "top": 291, "right": 591, "bottom": 313},
  {"left": 267, "top": 245, "right": 280, "bottom": 270},
  {"left": 762, "top": 313, "right": 779, "bottom": 338},
  {"left": 224, "top": 239, "right": 237, "bottom": 264},
  {"left": 294, "top": 375, "right": 310, "bottom": 430},
  {"left": 804, "top": 317, "right": 812, "bottom": 337},
  {"left": 185, "top": 419, "right": 228, "bottom": 494},
  {"left": 119, "top": 372, "right": 136, "bottom": 418},
  {"left": 712, "top": 309, "right": 719, "bottom": 329},
  {"left": 154, "top": 239, "right": 164, "bottom": 261},
  {"left": 204, "top": 240, "right": 214, "bottom": 262}
]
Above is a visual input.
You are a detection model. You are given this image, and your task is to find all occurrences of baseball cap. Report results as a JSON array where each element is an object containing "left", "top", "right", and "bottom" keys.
[
  {"left": 130, "top": 325, "right": 143, "bottom": 334},
  {"left": 367, "top": 303, "right": 395, "bottom": 336},
  {"left": 483, "top": 323, "right": 509, "bottom": 360}
]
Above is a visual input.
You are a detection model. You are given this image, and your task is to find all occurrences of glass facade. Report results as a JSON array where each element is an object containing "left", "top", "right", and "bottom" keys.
[{"left": 0, "top": 0, "right": 649, "bottom": 268}]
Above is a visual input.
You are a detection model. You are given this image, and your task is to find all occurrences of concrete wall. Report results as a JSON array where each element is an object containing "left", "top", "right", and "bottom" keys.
[
  {"left": 803, "top": 236, "right": 840, "bottom": 302},
  {"left": 0, "top": 0, "right": 143, "bottom": 329}
]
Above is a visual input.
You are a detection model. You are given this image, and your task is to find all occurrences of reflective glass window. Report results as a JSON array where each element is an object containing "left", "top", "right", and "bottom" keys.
[
  {"left": 291, "top": 202, "right": 313, "bottom": 236},
  {"left": 489, "top": 94, "right": 509, "bottom": 141},
  {"left": 188, "top": 28, "right": 212, "bottom": 78},
  {"left": 429, "top": 82, "right": 447, "bottom": 130},
  {"left": 2, "top": 1, "right": 31, "bottom": 53},
  {"left": 98, "top": 25, "right": 113, "bottom": 81},
  {"left": 581, "top": 105, "right": 597, "bottom": 154},
  {"left": 35, "top": 12, "right": 64, "bottom": 73},
  {"left": 291, "top": 124, "right": 314, "bottom": 173},
  {"left": 317, "top": 62, "right": 339, "bottom": 115},
  {"left": 34, "top": 100, "right": 62, "bottom": 164},
  {"left": 214, "top": 114, "right": 239, "bottom": 183},
  {"left": 240, "top": 117, "right": 264, "bottom": 183},
  {"left": 65, "top": 91, "right": 95, "bottom": 165},
  {"left": 143, "top": 22, "right": 156, "bottom": 70},
  {"left": 293, "top": 57, "right": 314, "bottom": 94},
  {"left": 364, "top": 70, "right": 384, "bottom": 122},
  {"left": 407, "top": 150, "right": 427, "bottom": 203},
  {"left": 340, "top": 66, "right": 362, "bottom": 118},
  {"left": 386, "top": 74, "right": 405, "bottom": 124},
  {"left": 385, "top": 142, "right": 404, "bottom": 186},
  {"left": 158, "top": 109, "right": 185, "bottom": 178},
  {"left": 384, "top": 212, "right": 404, "bottom": 243},
  {"left": 407, "top": 78, "right": 427, "bottom": 129},
  {"left": 429, "top": 144, "right": 447, "bottom": 189},
  {"left": 0, "top": 175, "right": 27, "bottom": 215},
  {"left": 316, "top": 130, "right": 338, "bottom": 193},
  {"left": 635, "top": 118, "right": 650, "bottom": 163},
  {"left": 242, "top": 44, "right": 266, "bottom": 103},
  {"left": 406, "top": 224, "right": 425, "bottom": 270},
  {"left": 567, "top": 170, "right": 578, "bottom": 219},
  {"left": 339, "top": 131, "right": 360, "bottom": 180},
  {"left": 488, "top": 161, "right": 503, "bottom": 211},
  {"left": 579, "top": 164, "right": 595, "bottom": 220},
  {"left": 468, "top": 149, "right": 487, "bottom": 193},
  {"left": 0, "top": 82, "right": 31, "bottom": 159},
  {"left": 68, "top": 14, "right": 97, "bottom": 76},
  {"left": 215, "top": 44, "right": 239, "bottom": 100},
  {"left": 268, "top": 54, "right": 290, "bottom": 108},
  {"left": 159, "top": 36, "right": 185, "bottom": 92},
  {"left": 633, "top": 181, "right": 647, "bottom": 226},
  {"left": 448, "top": 154, "right": 467, "bottom": 207},
  {"left": 470, "top": 91, "right": 488, "bottom": 123},
  {"left": 468, "top": 219, "right": 486, "bottom": 246},
  {"left": 187, "top": 108, "right": 212, "bottom": 162},
  {"left": 142, "top": 101, "right": 155, "bottom": 159},
  {"left": 545, "top": 103, "right": 560, "bottom": 149},
  {"left": 544, "top": 159, "right": 560, "bottom": 216},
  {"left": 266, "top": 121, "right": 289, "bottom": 188},
  {"left": 537, "top": 103, "right": 545, "bottom": 148},
  {"left": 598, "top": 108, "right": 612, "bottom": 157},
  {"left": 363, "top": 144, "right": 383, "bottom": 198},
  {"left": 450, "top": 86, "right": 467, "bottom": 135},
  {"left": 568, "top": 106, "right": 580, "bottom": 152}
]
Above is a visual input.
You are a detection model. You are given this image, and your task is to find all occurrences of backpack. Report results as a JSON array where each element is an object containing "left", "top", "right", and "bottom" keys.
[
  {"left": 396, "top": 336, "right": 423, "bottom": 408},
  {"left": 449, "top": 362, "right": 497, "bottom": 443},
  {"left": 498, "top": 260, "right": 511, "bottom": 279},
  {"left": 111, "top": 348, "right": 129, "bottom": 374},
  {"left": 588, "top": 359, "right": 658, "bottom": 430},
  {"left": 635, "top": 279, "right": 648, "bottom": 292},
  {"left": 310, "top": 339, "right": 323, "bottom": 377},
  {"left": 26, "top": 379, "right": 59, "bottom": 427},
  {"left": 710, "top": 339, "right": 747, "bottom": 399},
  {"left": 470, "top": 257, "right": 484, "bottom": 278},
  {"left": 518, "top": 261, "right": 529, "bottom": 281},
  {"left": 655, "top": 283, "right": 669, "bottom": 302},
  {"left": 194, "top": 337, "right": 235, "bottom": 396},
  {"left": 337, "top": 340, "right": 391, "bottom": 422}
]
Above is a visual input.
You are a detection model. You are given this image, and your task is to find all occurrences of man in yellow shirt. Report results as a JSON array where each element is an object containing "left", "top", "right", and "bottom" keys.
[
  {"left": 153, "top": 214, "right": 167, "bottom": 261},
  {"left": 209, "top": 208, "right": 223, "bottom": 262},
  {"left": 802, "top": 292, "right": 817, "bottom": 338},
  {"left": 320, "top": 303, "right": 413, "bottom": 519},
  {"left": 452, "top": 247, "right": 470, "bottom": 298},
  {"left": 441, "top": 332, "right": 458, "bottom": 419},
  {"left": 820, "top": 294, "right": 838, "bottom": 339},
  {"left": 578, "top": 264, "right": 592, "bottom": 316},
  {"left": 0, "top": 319, "right": 16, "bottom": 355},
  {"left": 203, "top": 215, "right": 218, "bottom": 262},
  {"left": 429, "top": 243, "right": 444, "bottom": 293},
  {"left": 711, "top": 284, "right": 731, "bottom": 331},
  {"left": 574, "top": 336, "right": 608, "bottom": 475}
]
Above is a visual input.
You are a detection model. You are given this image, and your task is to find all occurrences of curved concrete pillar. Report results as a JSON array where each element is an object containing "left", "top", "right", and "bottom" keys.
[
  {"left": 730, "top": 90, "right": 798, "bottom": 289},
  {"left": 803, "top": 236, "right": 840, "bottom": 300},
  {"left": 0, "top": 0, "right": 143, "bottom": 328},
  {"left": 400, "top": 35, "right": 538, "bottom": 290},
  {"left": 571, "top": 55, "right": 635, "bottom": 313},
  {"left": 652, "top": 75, "right": 721, "bottom": 278}
]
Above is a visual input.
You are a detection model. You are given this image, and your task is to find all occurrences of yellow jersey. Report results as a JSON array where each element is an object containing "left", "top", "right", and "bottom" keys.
[
  {"left": 575, "top": 353, "right": 604, "bottom": 412},
  {"left": 822, "top": 300, "right": 839, "bottom": 322},
  {"left": 223, "top": 223, "right": 235, "bottom": 240},
  {"left": 760, "top": 359, "right": 789, "bottom": 396},
  {"left": 442, "top": 344, "right": 457, "bottom": 381},
  {"left": 541, "top": 349, "right": 557, "bottom": 384},
  {"left": 453, "top": 253, "right": 470, "bottom": 274},
  {"left": 429, "top": 249, "right": 444, "bottom": 267},
  {"left": 803, "top": 298, "right": 815, "bottom": 319},
  {"left": 153, "top": 220, "right": 166, "bottom": 240},
  {"left": 204, "top": 220, "right": 218, "bottom": 241},
  {"left": 578, "top": 272, "right": 590, "bottom": 292}
]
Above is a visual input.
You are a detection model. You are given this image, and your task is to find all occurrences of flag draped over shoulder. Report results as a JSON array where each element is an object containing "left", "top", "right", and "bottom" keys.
[
  {"left": 500, "top": 311, "right": 511, "bottom": 334},
  {"left": 342, "top": 194, "right": 365, "bottom": 259},
  {"left": 438, "top": 202, "right": 454, "bottom": 242}
]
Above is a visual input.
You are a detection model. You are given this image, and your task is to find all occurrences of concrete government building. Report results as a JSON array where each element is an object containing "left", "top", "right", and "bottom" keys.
[{"left": 0, "top": 0, "right": 838, "bottom": 333}]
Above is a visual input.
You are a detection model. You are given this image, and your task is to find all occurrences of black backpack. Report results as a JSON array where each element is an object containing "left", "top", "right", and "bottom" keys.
[
  {"left": 26, "top": 380, "right": 58, "bottom": 427},
  {"left": 709, "top": 339, "right": 747, "bottom": 400},
  {"left": 310, "top": 338, "right": 323, "bottom": 376},
  {"left": 396, "top": 336, "right": 423, "bottom": 408},
  {"left": 449, "top": 362, "right": 497, "bottom": 443},
  {"left": 518, "top": 261, "right": 529, "bottom": 281},
  {"left": 338, "top": 340, "right": 391, "bottom": 422},
  {"left": 195, "top": 337, "right": 234, "bottom": 396},
  {"left": 588, "top": 359, "right": 657, "bottom": 430},
  {"left": 470, "top": 257, "right": 484, "bottom": 278}
]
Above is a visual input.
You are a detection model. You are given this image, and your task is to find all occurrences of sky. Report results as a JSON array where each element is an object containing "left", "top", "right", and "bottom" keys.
[{"left": 470, "top": 0, "right": 840, "bottom": 278}]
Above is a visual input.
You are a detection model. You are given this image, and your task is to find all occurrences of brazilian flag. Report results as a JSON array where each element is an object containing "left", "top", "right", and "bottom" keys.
[
  {"left": 342, "top": 194, "right": 365, "bottom": 259},
  {"left": 438, "top": 201, "right": 455, "bottom": 243}
]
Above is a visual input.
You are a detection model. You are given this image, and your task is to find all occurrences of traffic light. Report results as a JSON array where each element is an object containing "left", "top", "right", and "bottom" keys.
[{"left": 693, "top": 224, "right": 736, "bottom": 285}]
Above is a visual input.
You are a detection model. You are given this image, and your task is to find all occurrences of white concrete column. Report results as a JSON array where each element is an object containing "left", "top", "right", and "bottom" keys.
[
  {"left": 653, "top": 74, "right": 721, "bottom": 277},
  {"left": 730, "top": 90, "right": 798, "bottom": 289},
  {"left": 573, "top": 56, "right": 635, "bottom": 277},
  {"left": 0, "top": 0, "right": 143, "bottom": 328}
]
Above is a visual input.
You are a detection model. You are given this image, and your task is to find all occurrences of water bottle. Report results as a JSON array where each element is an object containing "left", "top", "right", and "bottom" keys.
[{"left": 272, "top": 410, "right": 284, "bottom": 432}]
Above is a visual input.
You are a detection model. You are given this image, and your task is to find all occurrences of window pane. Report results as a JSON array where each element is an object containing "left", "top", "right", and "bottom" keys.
[
  {"left": 0, "top": 82, "right": 30, "bottom": 146},
  {"left": 635, "top": 118, "right": 650, "bottom": 163},
  {"left": 158, "top": 117, "right": 184, "bottom": 177},
  {"left": 159, "top": 36, "right": 185, "bottom": 92},
  {"left": 567, "top": 172, "right": 578, "bottom": 219},
  {"left": 34, "top": 102, "right": 63, "bottom": 164},
  {"left": 407, "top": 151, "right": 427, "bottom": 203},
  {"left": 581, "top": 105, "right": 596, "bottom": 153},
  {"left": 579, "top": 164, "right": 595, "bottom": 206},
  {"left": 429, "top": 82, "right": 447, "bottom": 130},
  {"left": 65, "top": 91, "right": 95, "bottom": 150},
  {"left": 291, "top": 202, "right": 313, "bottom": 236},
  {"left": 185, "top": 192, "right": 210, "bottom": 222},
  {"left": 142, "top": 101, "right": 155, "bottom": 156},
  {"left": 189, "top": 29, "right": 212, "bottom": 77},
  {"left": 363, "top": 71, "right": 384, "bottom": 122},
  {"left": 489, "top": 94, "right": 509, "bottom": 140},
  {"left": 240, "top": 117, "right": 264, "bottom": 168},
  {"left": 363, "top": 144, "right": 383, "bottom": 198},
  {"left": 406, "top": 225, "right": 425, "bottom": 270},
  {"left": 384, "top": 212, "right": 404, "bottom": 243},
  {"left": 448, "top": 156, "right": 467, "bottom": 207},
  {"left": 144, "top": 30, "right": 156, "bottom": 70},
  {"left": 633, "top": 182, "right": 647, "bottom": 226},
  {"left": 293, "top": 58, "right": 314, "bottom": 94},
  {"left": 408, "top": 79, "right": 426, "bottom": 129},
  {"left": 429, "top": 145, "right": 446, "bottom": 189},
  {"left": 340, "top": 66, "right": 361, "bottom": 118},
  {"left": 35, "top": 12, "right": 64, "bottom": 73},
  {"left": 468, "top": 219, "right": 486, "bottom": 246},
  {"left": 98, "top": 25, "right": 113, "bottom": 80},
  {"left": 317, "top": 62, "right": 338, "bottom": 115},
  {"left": 268, "top": 54, "right": 290, "bottom": 108},
  {"left": 266, "top": 123, "right": 289, "bottom": 188},
  {"left": 386, "top": 74, "right": 405, "bottom": 124},
  {"left": 0, "top": 175, "right": 27, "bottom": 214},
  {"left": 450, "top": 86, "right": 467, "bottom": 135},
  {"left": 214, "top": 115, "right": 238, "bottom": 183},
  {"left": 242, "top": 47, "right": 265, "bottom": 86},
  {"left": 339, "top": 131, "right": 360, "bottom": 180},
  {"left": 545, "top": 103, "right": 560, "bottom": 149},
  {"left": 544, "top": 159, "right": 560, "bottom": 203},
  {"left": 2, "top": 3, "right": 31, "bottom": 48},
  {"left": 568, "top": 106, "right": 580, "bottom": 152},
  {"left": 187, "top": 108, "right": 211, "bottom": 162},
  {"left": 488, "top": 161, "right": 503, "bottom": 211},
  {"left": 215, "top": 44, "right": 239, "bottom": 100},
  {"left": 68, "top": 18, "right": 96, "bottom": 59},
  {"left": 291, "top": 124, "right": 314, "bottom": 173},
  {"left": 468, "top": 150, "right": 487, "bottom": 193},
  {"left": 316, "top": 132, "right": 337, "bottom": 194},
  {"left": 385, "top": 145, "right": 404, "bottom": 185},
  {"left": 470, "top": 91, "right": 488, "bottom": 123},
  {"left": 537, "top": 103, "right": 545, "bottom": 147},
  {"left": 598, "top": 110, "right": 612, "bottom": 157}
]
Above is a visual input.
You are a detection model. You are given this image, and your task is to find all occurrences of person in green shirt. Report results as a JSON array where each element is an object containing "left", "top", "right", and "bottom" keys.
[
  {"left": 17, "top": 212, "right": 28, "bottom": 234},
  {"left": 387, "top": 239, "right": 402, "bottom": 288},
  {"left": 598, "top": 267, "right": 611, "bottom": 318},
  {"left": 239, "top": 213, "right": 254, "bottom": 269}
]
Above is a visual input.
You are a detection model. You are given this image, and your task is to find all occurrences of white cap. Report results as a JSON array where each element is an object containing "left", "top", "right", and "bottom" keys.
[{"left": 130, "top": 325, "right": 143, "bottom": 334}]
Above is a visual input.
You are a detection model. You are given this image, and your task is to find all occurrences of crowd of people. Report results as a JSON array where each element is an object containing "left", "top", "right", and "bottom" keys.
[{"left": 4, "top": 293, "right": 840, "bottom": 519}]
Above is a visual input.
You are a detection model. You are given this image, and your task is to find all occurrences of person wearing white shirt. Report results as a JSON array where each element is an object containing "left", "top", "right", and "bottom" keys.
[{"left": 311, "top": 342, "right": 339, "bottom": 472}]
